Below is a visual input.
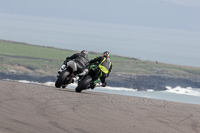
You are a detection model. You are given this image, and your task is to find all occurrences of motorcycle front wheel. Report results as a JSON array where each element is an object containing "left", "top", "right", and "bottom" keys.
[
  {"left": 55, "top": 71, "right": 70, "bottom": 88},
  {"left": 75, "top": 75, "right": 92, "bottom": 92}
]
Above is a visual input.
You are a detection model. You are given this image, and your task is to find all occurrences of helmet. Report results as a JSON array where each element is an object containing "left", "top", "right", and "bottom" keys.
[
  {"left": 102, "top": 51, "right": 111, "bottom": 58},
  {"left": 81, "top": 50, "right": 88, "bottom": 55}
]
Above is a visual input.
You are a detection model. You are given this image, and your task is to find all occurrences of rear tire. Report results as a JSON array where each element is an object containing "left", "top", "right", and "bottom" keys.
[
  {"left": 75, "top": 75, "right": 92, "bottom": 92},
  {"left": 55, "top": 71, "right": 70, "bottom": 88}
]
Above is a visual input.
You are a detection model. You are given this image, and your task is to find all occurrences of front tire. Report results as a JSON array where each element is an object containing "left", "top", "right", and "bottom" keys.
[
  {"left": 55, "top": 71, "right": 70, "bottom": 88},
  {"left": 75, "top": 75, "right": 92, "bottom": 92}
]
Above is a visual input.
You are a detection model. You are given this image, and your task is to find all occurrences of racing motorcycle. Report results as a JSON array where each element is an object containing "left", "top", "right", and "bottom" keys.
[
  {"left": 55, "top": 61, "right": 78, "bottom": 88},
  {"left": 75, "top": 64, "right": 102, "bottom": 92}
]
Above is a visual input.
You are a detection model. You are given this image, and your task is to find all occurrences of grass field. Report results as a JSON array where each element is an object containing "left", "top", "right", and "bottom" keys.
[{"left": 1, "top": 40, "right": 200, "bottom": 79}]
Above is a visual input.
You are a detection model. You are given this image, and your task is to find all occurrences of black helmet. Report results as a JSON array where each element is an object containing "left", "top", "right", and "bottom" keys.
[
  {"left": 102, "top": 51, "right": 111, "bottom": 58},
  {"left": 81, "top": 50, "right": 88, "bottom": 55}
]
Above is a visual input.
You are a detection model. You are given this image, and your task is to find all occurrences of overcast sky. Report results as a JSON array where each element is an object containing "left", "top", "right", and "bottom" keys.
[
  {"left": 1, "top": 0, "right": 200, "bottom": 31},
  {"left": 0, "top": 0, "right": 200, "bottom": 66}
]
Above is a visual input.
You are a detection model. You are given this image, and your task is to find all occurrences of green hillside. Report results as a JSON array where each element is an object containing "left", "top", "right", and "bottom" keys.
[{"left": 1, "top": 40, "right": 200, "bottom": 79}]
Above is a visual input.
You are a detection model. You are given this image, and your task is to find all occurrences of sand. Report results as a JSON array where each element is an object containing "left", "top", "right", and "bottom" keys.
[{"left": 0, "top": 80, "right": 200, "bottom": 133}]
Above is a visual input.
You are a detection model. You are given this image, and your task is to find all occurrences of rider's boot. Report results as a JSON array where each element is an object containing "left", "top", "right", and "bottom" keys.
[
  {"left": 78, "top": 69, "right": 89, "bottom": 77},
  {"left": 72, "top": 76, "right": 79, "bottom": 82}
]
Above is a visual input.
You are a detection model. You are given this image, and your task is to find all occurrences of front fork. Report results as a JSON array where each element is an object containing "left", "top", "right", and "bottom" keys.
[{"left": 58, "top": 64, "right": 67, "bottom": 74}]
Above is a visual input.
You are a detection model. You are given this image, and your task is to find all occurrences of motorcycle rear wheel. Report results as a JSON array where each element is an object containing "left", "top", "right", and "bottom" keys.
[
  {"left": 75, "top": 75, "right": 92, "bottom": 92},
  {"left": 55, "top": 71, "right": 70, "bottom": 88}
]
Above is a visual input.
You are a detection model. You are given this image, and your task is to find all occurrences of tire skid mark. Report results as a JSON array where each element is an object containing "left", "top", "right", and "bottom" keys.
[
  {"left": 1, "top": 80, "right": 200, "bottom": 133},
  {"left": 0, "top": 81, "right": 55, "bottom": 133}
]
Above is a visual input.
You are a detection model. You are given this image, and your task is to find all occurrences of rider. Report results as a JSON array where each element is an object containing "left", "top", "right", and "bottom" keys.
[
  {"left": 58, "top": 50, "right": 89, "bottom": 79},
  {"left": 89, "top": 51, "right": 112, "bottom": 89}
]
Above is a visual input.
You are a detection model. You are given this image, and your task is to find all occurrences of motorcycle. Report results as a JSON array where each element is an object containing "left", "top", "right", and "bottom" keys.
[
  {"left": 75, "top": 64, "right": 103, "bottom": 92},
  {"left": 55, "top": 61, "right": 78, "bottom": 88}
]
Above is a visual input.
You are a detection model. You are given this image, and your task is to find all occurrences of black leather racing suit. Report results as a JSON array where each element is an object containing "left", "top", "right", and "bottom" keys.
[{"left": 64, "top": 53, "right": 89, "bottom": 74}]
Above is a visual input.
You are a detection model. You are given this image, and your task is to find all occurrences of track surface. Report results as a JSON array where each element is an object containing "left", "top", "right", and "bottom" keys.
[{"left": 0, "top": 80, "right": 200, "bottom": 133}]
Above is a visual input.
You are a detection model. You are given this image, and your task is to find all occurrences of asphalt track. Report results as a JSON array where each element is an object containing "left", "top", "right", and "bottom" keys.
[{"left": 0, "top": 80, "right": 200, "bottom": 133}]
